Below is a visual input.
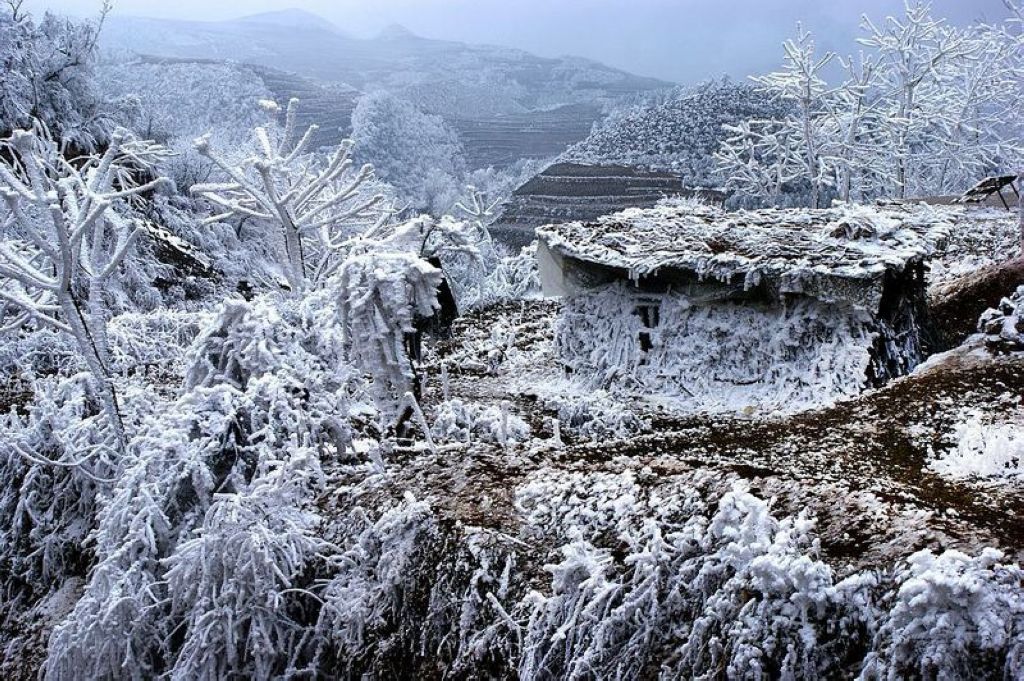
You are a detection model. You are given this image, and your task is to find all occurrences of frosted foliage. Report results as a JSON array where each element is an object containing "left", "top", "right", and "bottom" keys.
[
  {"left": 557, "top": 283, "right": 874, "bottom": 413},
  {"left": 861, "top": 548, "right": 1024, "bottom": 680},
  {"left": 431, "top": 398, "right": 530, "bottom": 445},
  {"left": 516, "top": 469, "right": 648, "bottom": 541},
  {"left": 0, "top": 122, "right": 172, "bottom": 451},
  {"left": 717, "top": 5, "right": 1024, "bottom": 204},
  {"left": 191, "top": 98, "right": 385, "bottom": 293},
  {"left": 311, "top": 496, "right": 440, "bottom": 672},
  {"left": 45, "top": 300, "right": 360, "bottom": 679},
  {"left": 106, "top": 309, "right": 213, "bottom": 372},
  {"left": 163, "top": 450, "right": 327, "bottom": 681},
  {"left": 929, "top": 413, "right": 1024, "bottom": 480},
  {"left": 95, "top": 61, "right": 272, "bottom": 190},
  {"left": 0, "top": 376, "right": 121, "bottom": 585},
  {"left": 456, "top": 242, "right": 542, "bottom": 311},
  {"left": 561, "top": 79, "right": 791, "bottom": 190},
  {"left": 350, "top": 91, "right": 466, "bottom": 214},
  {"left": 517, "top": 484, "right": 872, "bottom": 680},
  {"left": 0, "top": 8, "right": 113, "bottom": 151},
  {"left": 545, "top": 391, "right": 651, "bottom": 441},
  {"left": 334, "top": 252, "right": 441, "bottom": 416}
]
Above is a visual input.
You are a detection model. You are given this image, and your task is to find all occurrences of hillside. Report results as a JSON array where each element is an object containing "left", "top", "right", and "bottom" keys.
[
  {"left": 99, "top": 11, "right": 671, "bottom": 119},
  {"left": 490, "top": 163, "right": 725, "bottom": 248},
  {"left": 561, "top": 79, "right": 790, "bottom": 186},
  {"left": 98, "top": 10, "right": 672, "bottom": 169}
]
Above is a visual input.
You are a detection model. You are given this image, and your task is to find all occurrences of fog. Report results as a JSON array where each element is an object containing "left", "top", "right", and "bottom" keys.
[{"left": 20, "top": 0, "right": 1016, "bottom": 82}]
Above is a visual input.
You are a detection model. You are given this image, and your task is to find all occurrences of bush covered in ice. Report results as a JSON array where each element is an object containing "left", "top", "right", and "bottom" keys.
[
  {"left": 544, "top": 390, "right": 651, "bottom": 441},
  {"left": 431, "top": 398, "right": 531, "bottom": 445},
  {"left": 929, "top": 413, "right": 1024, "bottom": 481}
]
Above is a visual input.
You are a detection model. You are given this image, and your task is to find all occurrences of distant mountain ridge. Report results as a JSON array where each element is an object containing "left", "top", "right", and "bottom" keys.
[
  {"left": 99, "top": 9, "right": 672, "bottom": 118},
  {"left": 234, "top": 9, "right": 342, "bottom": 34}
]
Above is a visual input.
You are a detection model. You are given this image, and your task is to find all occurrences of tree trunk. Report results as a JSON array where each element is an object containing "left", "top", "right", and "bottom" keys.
[
  {"left": 282, "top": 224, "right": 306, "bottom": 294},
  {"left": 60, "top": 293, "right": 127, "bottom": 452}
]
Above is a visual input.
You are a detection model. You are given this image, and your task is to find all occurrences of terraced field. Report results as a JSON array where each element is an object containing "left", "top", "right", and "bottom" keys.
[
  {"left": 490, "top": 163, "right": 725, "bottom": 248},
  {"left": 248, "top": 66, "right": 359, "bottom": 149},
  {"left": 452, "top": 104, "right": 603, "bottom": 169}
]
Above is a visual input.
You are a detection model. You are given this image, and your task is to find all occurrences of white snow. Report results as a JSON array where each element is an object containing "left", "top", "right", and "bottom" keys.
[{"left": 930, "top": 413, "right": 1024, "bottom": 481}]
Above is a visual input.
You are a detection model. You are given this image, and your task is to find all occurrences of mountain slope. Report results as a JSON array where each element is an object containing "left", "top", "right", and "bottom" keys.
[{"left": 100, "top": 12, "right": 671, "bottom": 118}]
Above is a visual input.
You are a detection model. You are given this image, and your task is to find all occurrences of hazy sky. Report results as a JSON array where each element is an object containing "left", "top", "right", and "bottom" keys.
[{"left": 22, "top": 0, "right": 1015, "bottom": 83}]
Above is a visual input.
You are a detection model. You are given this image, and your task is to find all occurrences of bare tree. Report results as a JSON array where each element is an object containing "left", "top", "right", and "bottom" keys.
[
  {"left": 0, "top": 122, "right": 170, "bottom": 450},
  {"left": 191, "top": 98, "right": 384, "bottom": 293}
]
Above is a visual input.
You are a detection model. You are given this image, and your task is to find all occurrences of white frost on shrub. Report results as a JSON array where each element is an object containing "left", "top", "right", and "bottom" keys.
[
  {"left": 544, "top": 390, "right": 651, "bottom": 441},
  {"left": 929, "top": 413, "right": 1024, "bottom": 480},
  {"left": 431, "top": 398, "right": 530, "bottom": 445},
  {"left": 861, "top": 548, "right": 1024, "bottom": 680}
]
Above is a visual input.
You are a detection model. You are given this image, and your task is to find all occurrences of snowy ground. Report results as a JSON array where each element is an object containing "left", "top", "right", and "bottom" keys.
[{"left": 416, "top": 299, "right": 1024, "bottom": 573}]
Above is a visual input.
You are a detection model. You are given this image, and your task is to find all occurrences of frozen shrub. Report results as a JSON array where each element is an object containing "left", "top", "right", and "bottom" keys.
[
  {"left": 546, "top": 390, "right": 651, "bottom": 441},
  {"left": 0, "top": 376, "right": 121, "bottom": 588},
  {"left": 0, "top": 329, "right": 80, "bottom": 376},
  {"left": 978, "top": 285, "right": 1024, "bottom": 353},
  {"left": 107, "top": 310, "right": 214, "bottom": 374},
  {"left": 519, "top": 485, "right": 873, "bottom": 680},
  {"left": 929, "top": 413, "right": 1024, "bottom": 480},
  {"left": 333, "top": 252, "right": 441, "bottom": 420},
  {"left": 431, "top": 398, "right": 530, "bottom": 445},
  {"left": 163, "top": 449, "right": 328, "bottom": 680},
  {"left": 457, "top": 242, "right": 542, "bottom": 311},
  {"left": 46, "top": 298, "right": 363, "bottom": 678},
  {"left": 861, "top": 548, "right": 1024, "bottom": 679}
]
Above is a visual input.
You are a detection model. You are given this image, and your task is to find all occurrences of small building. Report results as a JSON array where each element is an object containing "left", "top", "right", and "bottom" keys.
[{"left": 536, "top": 200, "right": 953, "bottom": 412}]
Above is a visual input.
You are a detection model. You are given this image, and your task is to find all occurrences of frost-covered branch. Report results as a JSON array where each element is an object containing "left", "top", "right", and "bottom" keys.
[
  {"left": 0, "top": 121, "right": 171, "bottom": 451},
  {"left": 191, "top": 98, "right": 385, "bottom": 293}
]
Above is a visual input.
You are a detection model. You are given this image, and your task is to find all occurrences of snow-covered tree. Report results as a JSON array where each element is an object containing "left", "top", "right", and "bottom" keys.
[
  {"left": 716, "top": 120, "right": 801, "bottom": 205},
  {"left": 0, "top": 122, "right": 170, "bottom": 450},
  {"left": 858, "top": 3, "right": 974, "bottom": 198},
  {"left": 192, "top": 98, "right": 386, "bottom": 294},
  {"left": 0, "top": 1, "right": 117, "bottom": 152},
  {"left": 350, "top": 91, "right": 467, "bottom": 214},
  {"left": 719, "top": 2, "right": 1024, "bottom": 204},
  {"left": 752, "top": 24, "right": 835, "bottom": 208}
]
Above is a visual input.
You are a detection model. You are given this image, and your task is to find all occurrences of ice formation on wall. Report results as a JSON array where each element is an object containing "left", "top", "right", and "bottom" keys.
[{"left": 556, "top": 282, "right": 875, "bottom": 413}]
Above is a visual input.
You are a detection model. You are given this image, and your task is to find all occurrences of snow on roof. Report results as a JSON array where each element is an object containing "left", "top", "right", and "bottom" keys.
[{"left": 536, "top": 200, "right": 954, "bottom": 309}]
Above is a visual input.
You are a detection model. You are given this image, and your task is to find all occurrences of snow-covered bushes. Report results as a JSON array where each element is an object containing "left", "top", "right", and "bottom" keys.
[
  {"left": 107, "top": 309, "right": 213, "bottom": 374},
  {"left": 719, "top": 4, "right": 1024, "bottom": 204},
  {"left": 561, "top": 79, "right": 790, "bottom": 190},
  {"left": 517, "top": 481, "right": 871, "bottom": 679},
  {"left": 545, "top": 390, "right": 651, "bottom": 441},
  {"left": 333, "top": 252, "right": 441, "bottom": 419},
  {"left": 1, "top": 121, "right": 173, "bottom": 450},
  {"left": 0, "top": 329, "right": 79, "bottom": 376},
  {"left": 0, "top": 5, "right": 116, "bottom": 151},
  {"left": 351, "top": 91, "right": 466, "bottom": 214},
  {"left": 191, "top": 98, "right": 385, "bottom": 294},
  {"left": 162, "top": 449, "right": 328, "bottom": 680},
  {"left": 862, "top": 548, "right": 1024, "bottom": 679},
  {"left": 455, "top": 242, "right": 542, "bottom": 311},
  {"left": 929, "top": 413, "right": 1024, "bottom": 481},
  {"left": 431, "top": 398, "right": 530, "bottom": 445},
  {"left": 0, "top": 376, "right": 123, "bottom": 588}
]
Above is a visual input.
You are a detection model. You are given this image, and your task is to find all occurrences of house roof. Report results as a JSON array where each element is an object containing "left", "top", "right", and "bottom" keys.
[{"left": 536, "top": 200, "right": 954, "bottom": 310}]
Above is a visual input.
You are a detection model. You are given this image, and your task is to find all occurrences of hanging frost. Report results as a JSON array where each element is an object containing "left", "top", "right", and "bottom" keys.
[{"left": 333, "top": 252, "right": 441, "bottom": 418}]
